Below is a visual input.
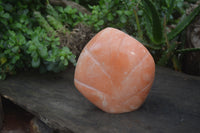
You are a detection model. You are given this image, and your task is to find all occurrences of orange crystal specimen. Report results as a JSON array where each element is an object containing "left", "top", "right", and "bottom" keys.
[{"left": 74, "top": 27, "right": 155, "bottom": 113}]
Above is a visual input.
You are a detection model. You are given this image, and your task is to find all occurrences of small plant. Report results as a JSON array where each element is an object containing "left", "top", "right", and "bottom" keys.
[
  {"left": 139, "top": 0, "right": 200, "bottom": 70},
  {"left": 80, "top": 0, "right": 200, "bottom": 71},
  {"left": 55, "top": 5, "right": 82, "bottom": 30},
  {"left": 0, "top": 0, "right": 76, "bottom": 80},
  {"left": 81, "top": 0, "right": 135, "bottom": 32}
]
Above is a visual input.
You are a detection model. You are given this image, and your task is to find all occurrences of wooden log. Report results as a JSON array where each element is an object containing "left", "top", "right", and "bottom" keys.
[
  {"left": 30, "top": 117, "right": 54, "bottom": 133},
  {"left": 0, "top": 96, "right": 3, "bottom": 129},
  {"left": 0, "top": 66, "right": 200, "bottom": 133}
]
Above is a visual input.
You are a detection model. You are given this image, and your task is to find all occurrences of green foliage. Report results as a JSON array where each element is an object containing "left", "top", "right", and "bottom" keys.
[
  {"left": 46, "top": 2, "right": 59, "bottom": 20},
  {"left": 34, "top": 11, "right": 55, "bottom": 33},
  {"left": 0, "top": 0, "right": 76, "bottom": 80},
  {"left": 157, "top": 42, "right": 179, "bottom": 66},
  {"left": 77, "top": 0, "right": 200, "bottom": 71},
  {"left": 71, "top": 0, "right": 98, "bottom": 9},
  {"left": 140, "top": 0, "right": 200, "bottom": 70},
  {"left": 167, "top": 4, "right": 200, "bottom": 41},
  {"left": 176, "top": 48, "right": 200, "bottom": 54},
  {"left": 81, "top": 0, "right": 135, "bottom": 32},
  {"left": 1, "top": 0, "right": 200, "bottom": 79},
  {"left": 55, "top": 5, "right": 82, "bottom": 30},
  {"left": 46, "top": 15, "right": 66, "bottom": 34},
  {"left": 142, "top": 0, "right": 163, "bottom": 44},
  {"left": 140, "top": 0, "right": 192, "bottom": 44}
]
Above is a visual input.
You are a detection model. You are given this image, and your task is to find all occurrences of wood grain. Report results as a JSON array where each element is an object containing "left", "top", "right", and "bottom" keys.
[
  {"left": 0, "top": 96, "right": 3, "bottom": 129},
  {"left": 0, "top": 66, "right": 200, "bottom": 133}
]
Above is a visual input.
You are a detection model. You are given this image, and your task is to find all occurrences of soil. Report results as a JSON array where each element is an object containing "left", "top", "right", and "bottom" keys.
[{"left": 59, "top": 23, "right": 95, "bottom": 58}]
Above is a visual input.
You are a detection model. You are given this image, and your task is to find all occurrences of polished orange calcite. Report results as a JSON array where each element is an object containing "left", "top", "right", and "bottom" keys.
[{"left": 74, "top": 27, "right": 155, "bottom": 113}]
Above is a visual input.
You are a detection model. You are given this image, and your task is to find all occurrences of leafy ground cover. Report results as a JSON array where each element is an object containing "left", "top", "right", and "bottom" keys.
[
  {"left": 1, "top": 0, "right": 200, "bottom": 79},
  {"left": 0, "top": 0, "right": 77, "bottom": 79}
]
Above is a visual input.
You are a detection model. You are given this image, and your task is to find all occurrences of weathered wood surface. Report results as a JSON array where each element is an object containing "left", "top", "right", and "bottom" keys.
[
  {"left": 0, "top": 66, "right": 200, "bottom": 133},
  {"left": 0, "top": 96, "right": 3, "bottom": 129}
]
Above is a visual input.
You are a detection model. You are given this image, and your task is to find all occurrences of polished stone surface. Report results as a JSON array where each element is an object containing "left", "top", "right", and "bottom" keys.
[{"left": 74, "top": 28, "right": 155, "bottom": 113}]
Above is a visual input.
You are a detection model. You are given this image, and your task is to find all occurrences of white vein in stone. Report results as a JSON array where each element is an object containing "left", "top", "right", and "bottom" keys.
[{"left": 85, "top": 49, "right": 111, "bottom": 79}]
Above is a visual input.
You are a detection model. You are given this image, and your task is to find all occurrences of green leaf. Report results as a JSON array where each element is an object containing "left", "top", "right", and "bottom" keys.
[
  {"left": 97, "top": 20, "right": 104, "bottom": 26},
  {"left": 31, "top": 51, "right": 38, "bottom": 59},
  {"left": 11, "top": 55, "right": 20, "bottom": 64},
  {"left": 34, "top": 11, "right": 54, "bottom": 33},
  {"left": 4, "top": 3, "right": 13, "bottom": 11},
  {"left": 107, "top": 13, "right": 114, "bottom": 21},
  {"left": 56, "top": 6, "right": 64, "bottom": 13},
  {"left": 17, "top": 34, "right": 26, "bottom": 45},
  {"left": 120, "top": 15, "right": 127, "bottom": 23},
  {"left": 60, "top": 56, "right": 65, "bottom": 60},
  {"left": 167, "top": 4, "right": 200, "bottom": 41},
  {"left": 8, "top": 30, "right": 16, "bottom": 37},
  {"left": 176, "top": 48, "right": 200, "bottom": 54},
  {"left": 68, "top": 54, "right": 76, "bottom": 66},
  {"left": 143, "top": 12, "right": 153, "bottom": 41},
  {"left": 11, "top": 46, "right": 19, "bottom": 53},
  {"left": 32, "top": 57, "right": 40, "bottom": 68},
  {"left": 46, "top": 3, "right": 60, "bottom": 20},
  {"left": 63, "top": 59, "right": 68, "bottom": 66},
  {"left": 47, "top": 62, "right": 56, "bottom": 71},
  {"left": 157, "top": 42, "right": 178, "bottom": 66},
  {"left": 143, "top": 43, "right": 162, "bottom": 50},
  {"left": 46, "top": 15, "right": 66, "bottom": 34},
  {"left": 143, "top": 0, "right": 163, "bottom": 44},
  {"left": 124, "top": 10, "right": 132, "bottom": 16},
  {"left": 28, "top": 44, "right": 37, "bottom": 52},
  {"left": 116, "top": 10, "right": 123, "bottom": 15},
  {"left": 62, "top": 47, "right": 70, "bottom": 53},
  {"left": 0, "top": 57, "right": 7, "bottom": 65},
  {"left": 166, "top": 0, "right": 175, "bottom": 21},
  {"left": 54, "top": 62, "right": 64, "bottom": 72},
  {"left": 38, "top": 46, "right": 48, "bottom": 59},
  {"left": 64, "top": 6, "right": 71, "bottom": 13},
  {"left": 2, "top": 13, "right": 10, "bottom": 19}
]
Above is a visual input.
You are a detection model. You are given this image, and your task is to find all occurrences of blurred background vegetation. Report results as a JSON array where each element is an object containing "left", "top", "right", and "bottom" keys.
[{"left": 0, "top": 0, "right": 200, "bottom": 80}]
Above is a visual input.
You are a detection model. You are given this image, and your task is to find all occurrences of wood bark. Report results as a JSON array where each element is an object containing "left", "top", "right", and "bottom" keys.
[
  {"left": 0, "top": 96, "right": 3, "bottom": 129},
  {"left": 0, "top": 66, "right": 200, "bottom": 133},
  {"left": 30, "top": 117, "right": 54, "bottom": 133}
]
